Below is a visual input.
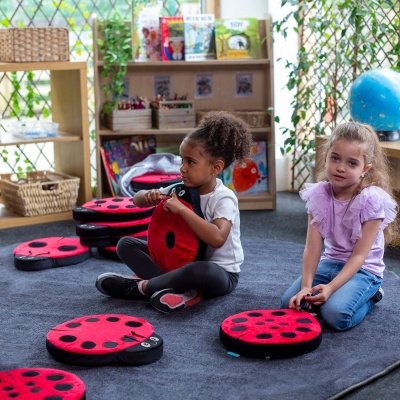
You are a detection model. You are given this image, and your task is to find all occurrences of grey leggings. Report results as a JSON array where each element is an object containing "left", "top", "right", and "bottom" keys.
[{"left": 116, "top": 236, "right": 239, "bottom": 297}]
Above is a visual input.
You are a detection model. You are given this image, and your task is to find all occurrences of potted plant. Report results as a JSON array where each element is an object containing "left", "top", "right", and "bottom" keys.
[
  {"left": 273, "top": 0, "right": 399, "bottom": 191},
  {"left": 96, "top": 14, "right": 132, "bottom": 115}
]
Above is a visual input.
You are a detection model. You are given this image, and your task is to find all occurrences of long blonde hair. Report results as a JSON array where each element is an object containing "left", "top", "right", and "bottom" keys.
[{"left": 317, "top": 121, "right": 398, "bottom": 244}]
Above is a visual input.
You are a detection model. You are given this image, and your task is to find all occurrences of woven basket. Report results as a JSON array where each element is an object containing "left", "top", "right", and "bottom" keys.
[
  {"left": 196, "top": 110, "right": 270, "bottom": 128},
  {"left": 0, "top": 171, "right": 79, "bottom": 217},
  {"left": 0, "top": 27, "right": 69, "bottom": 62}
]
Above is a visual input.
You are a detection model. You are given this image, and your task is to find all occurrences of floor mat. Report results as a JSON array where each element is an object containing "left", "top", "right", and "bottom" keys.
[{"left": 0, "top": 237, "right": 399, "bottom": 400}]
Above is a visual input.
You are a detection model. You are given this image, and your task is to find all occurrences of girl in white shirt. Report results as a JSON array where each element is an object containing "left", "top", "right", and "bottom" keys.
[{"left": 96, "top": 110, "right": 253, "bottom": 313}]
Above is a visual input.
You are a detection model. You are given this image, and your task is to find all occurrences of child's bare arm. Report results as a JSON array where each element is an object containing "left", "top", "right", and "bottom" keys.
[{"left": 133, "top": 189, "right": 165, "bottom": 208}]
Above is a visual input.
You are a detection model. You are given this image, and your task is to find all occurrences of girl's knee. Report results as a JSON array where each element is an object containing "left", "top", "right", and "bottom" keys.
[
  {"left": 280, "top": 294, "right": 290, "bottom": 309},
  {"left": 320, "top": 305, "right": 351, "bottom": 331}
]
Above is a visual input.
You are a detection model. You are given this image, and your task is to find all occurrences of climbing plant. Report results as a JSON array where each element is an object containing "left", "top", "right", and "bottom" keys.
[{"left": 273, "top": 0, "right": 400, "bottom": 191}]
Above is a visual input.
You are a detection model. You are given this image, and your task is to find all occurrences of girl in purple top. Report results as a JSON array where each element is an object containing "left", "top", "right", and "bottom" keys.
[{"left": 281, "top": 122, "right": 398, "bottom": 330}]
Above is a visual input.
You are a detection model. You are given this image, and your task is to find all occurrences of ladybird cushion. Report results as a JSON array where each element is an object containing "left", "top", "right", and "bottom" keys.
[
  {"left": 76, "top": 217, "right": 150, "bottom": 247},
  {"left": 46, "top": 314, "right": 163, "bottom": 366},
  {"left": 147, "top": 183, "right": 207, "bottom": 272},
  {"left": 79, "top": 230, "right": 148, "bottom": 248},
  {"left": 220, "top": 309, "right": 322, "bottom": 359},
  {"left": 130, "top": 173, "right": 182, "bottom": 192},
  {"left": 14, "top": 237, "right": 90, "bottom": 271},
  {"left": 0, "top": 368, "right": 86, "bottom": 399},
  {"left": 73, "top": 197, "right": 154, "bottom": 222}
]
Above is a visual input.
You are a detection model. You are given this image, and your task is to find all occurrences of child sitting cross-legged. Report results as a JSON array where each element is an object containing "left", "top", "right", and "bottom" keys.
[{"left": 95, "top": 111, "right": 253, "bottom": 313}]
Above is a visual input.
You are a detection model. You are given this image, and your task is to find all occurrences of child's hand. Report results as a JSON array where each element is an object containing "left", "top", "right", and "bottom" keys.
[
  {"left": 145, "top": 189, "right": 164, "bottom": 206},
  {"left": 289, "top": 288, "right": 312, "bottom": 311},
  {"left": 306, "top": 284, "right": 332, "bottom": 306},
  {"left": 163, "top": 192, "right": 186, "bottom": 215}
]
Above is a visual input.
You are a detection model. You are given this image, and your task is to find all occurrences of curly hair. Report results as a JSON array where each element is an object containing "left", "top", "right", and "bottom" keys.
[
  {"left": 185, "top": 110, "right": 253, "bottom": 169},
  {"left": 317, "top": 121, "right": 398, "bottom": 244}
]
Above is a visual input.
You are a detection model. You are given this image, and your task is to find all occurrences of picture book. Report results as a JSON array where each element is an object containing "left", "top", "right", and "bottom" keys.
[
  {"left": 214, "top": 18, "right": 261, "bottom": 60},
  {"left": 132, "top": 0, "right": 163, "bottom": 62},
  {"left": 160, "top": 16, "right": 185, "bottom": 61},
  {"left": 99, "top": 146, "right": 118, "bottom": 196},
  {"left": 183, "top": 14, "right": 216, "bottom": 61},
  {"left": 222, "top": 141, "right": 268, "bottom": 194},
  {"left": 102, "top": 135, "right": 157, "bottom": 184}
]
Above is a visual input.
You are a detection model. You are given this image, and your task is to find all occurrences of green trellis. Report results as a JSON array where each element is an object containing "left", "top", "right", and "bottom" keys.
[
  {"left": 0, "top": 0, "right": 200, "bottom": 184},
  {"left": 275, "top": 0, "right": 400, "bottom": 192}
]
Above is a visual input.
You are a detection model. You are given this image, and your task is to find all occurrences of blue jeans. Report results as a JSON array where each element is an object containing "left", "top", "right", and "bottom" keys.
[{"left": 280, "top": 259, "right": 382, "bottom": 331}]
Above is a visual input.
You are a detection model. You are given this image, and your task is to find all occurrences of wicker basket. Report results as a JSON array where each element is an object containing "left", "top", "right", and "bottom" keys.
[
  {"left": 0, "top": 27, "right": 69, "bottom": 62},
  {"left": 196, "top": 110, "right": 270, "bottom": 128},
  {"left": 0, "top": 171, "right": 79, "bottom": 217}
]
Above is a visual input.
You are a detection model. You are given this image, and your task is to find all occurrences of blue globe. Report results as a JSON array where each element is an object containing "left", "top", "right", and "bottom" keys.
[{"left": 349, "top": 68, "right": 400, "bottom": 131}]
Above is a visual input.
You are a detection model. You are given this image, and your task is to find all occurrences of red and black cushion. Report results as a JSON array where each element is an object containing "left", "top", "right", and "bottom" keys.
[
  {"left": 131, "top": 173, "right": 182, "bottom": 191},
  {"left": 79, "top": 230, "right": 149, "bottom": 248},
  {"left": 0, "top": 367, "right": 85, "bottom": 399},
  {"left": 147, "top": 183, "right": 207, "bottom": 272},
  {"left": 13, "top": 237, "right": 91, "bottom": 271},
  {"left": 46, "top": 314, "right": 163, "bottom": 366},
  {"left": 220, "top": 309, "right": 322, "bottom": 359},
  {"left": 76, "top": 217, "right": 150, "bottom": 247},
  {"left": 76, "top": 216, "right": 151, "bottom": 238},
  {"left": 97, "top": 246, "right": 121, "bottom": 261},
  {"left": 73, "top": 197, "right": 154, "bottom": 223}
]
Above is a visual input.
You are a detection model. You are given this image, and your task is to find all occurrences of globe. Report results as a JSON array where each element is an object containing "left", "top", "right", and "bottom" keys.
[{"left": 349, "top": 68, "right": 400, "bottom": 138}]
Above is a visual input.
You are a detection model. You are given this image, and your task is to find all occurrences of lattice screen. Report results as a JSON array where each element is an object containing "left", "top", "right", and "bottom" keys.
[
  {"left": 287, "top": 1, "right": 400, "bottom": 191},
  {"left": 0, "top": 0, "right": 200, "bottom": 184}
]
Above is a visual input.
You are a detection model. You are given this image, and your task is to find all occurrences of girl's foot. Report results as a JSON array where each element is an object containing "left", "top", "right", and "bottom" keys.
[
  {"left": 150, "top": 289, "right": 201, "bottom": 313},
  {"left": 96, "top": 273, "right": 149, "bottom": 300},
  {"left": 370, "top": 287, "right": 384, "bottom": 304}
]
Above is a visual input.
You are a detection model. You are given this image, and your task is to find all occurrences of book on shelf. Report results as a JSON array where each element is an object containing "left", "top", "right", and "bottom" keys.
[
  {"left": 222, "top": 141, "right": 268, "bottom": 194},
  {"left": 183, "top": 14, "right": 216, "bottom": 61},
  {"left": 99, "top": 146, "right": 119, "bottom": 197},
  {"left": 160, "top": 16, "right": 185, "bottom": 61},
  {"left": 102, "top": 136, "right": 157, "bottom": 186},
  {"left": 132, "top": 0, "right": 163, "bottom": 61},
  {"left": 214, "top": 18, "right": 261, "bottom": 60}
]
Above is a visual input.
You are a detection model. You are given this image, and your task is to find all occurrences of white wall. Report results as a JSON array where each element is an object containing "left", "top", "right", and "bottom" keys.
[{"left": 219, "top": 0, "right": 297, "bottom": 191}]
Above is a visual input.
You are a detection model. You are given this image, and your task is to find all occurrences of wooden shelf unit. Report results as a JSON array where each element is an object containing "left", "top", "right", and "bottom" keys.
[
  {"left": 315, "top": 136, "right": 400, "bottom": 246},
  {"left": 93, "top": 17, "right": 275, "bottom": 210},
  {"left": 0, "top": 61, "right": 92, "bottom": 229}
]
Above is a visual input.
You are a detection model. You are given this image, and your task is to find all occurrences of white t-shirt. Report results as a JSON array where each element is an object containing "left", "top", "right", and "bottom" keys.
[{"left": 160, "top": 179, "right": 243, "bottom": 273}]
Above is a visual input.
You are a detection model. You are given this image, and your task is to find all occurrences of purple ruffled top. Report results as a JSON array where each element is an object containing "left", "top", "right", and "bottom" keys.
[{"left": 299, "top": 182, "right": 398, "bottom": 277}]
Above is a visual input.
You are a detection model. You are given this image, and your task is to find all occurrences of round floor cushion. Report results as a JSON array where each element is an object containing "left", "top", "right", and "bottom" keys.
[
  {"left": 147, "top": 184, "right": 207, "bottom": 272},
  {"left": 0, "top": 367, "right": 85, "bottom": 399},
  {"left": 14, "top": 237, "right": 91, "bottom": 271},
  {"left": 46, "top": 314, "right": 163, "bottom": 366},
  {"left": 220, "top": 309, "right": 322, "bottom": 359},
  {"left": 72, "top": 197, "right": 154, "bottom": 222}
]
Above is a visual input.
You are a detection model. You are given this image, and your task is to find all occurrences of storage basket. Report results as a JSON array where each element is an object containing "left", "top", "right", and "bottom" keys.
[
  {"left": 196, "top": 110, "right": 270, "bottom": 128},
  {"left": 0, "top": 171, "right": 79, "bottom": 217},
  {"left": 0, "top": 27, "right": 69, "bottom": 62}
]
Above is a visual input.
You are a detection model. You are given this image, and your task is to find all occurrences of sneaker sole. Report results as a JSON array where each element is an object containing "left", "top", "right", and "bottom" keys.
[
  {"left": 150, "top": 289, "right": 201, "bottom": 313},
  {"left": 95, "top": 272, "right": 141, "bottom": 297},
  {"left": 150, "top": 289, "right": 186, "bottom": 313}
]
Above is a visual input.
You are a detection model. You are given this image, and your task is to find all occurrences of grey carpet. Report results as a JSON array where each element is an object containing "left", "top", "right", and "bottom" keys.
[{"left": 1, "top": 236, "right": 399, "bottom": 400}]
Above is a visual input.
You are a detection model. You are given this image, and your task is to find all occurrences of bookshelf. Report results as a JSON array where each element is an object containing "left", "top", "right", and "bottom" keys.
[
  {"left": 0, "top": 62, "right": 92, "bottom": 228},
  {"left": 93, "top": 16, "right": 275, "bottom": 210}
]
